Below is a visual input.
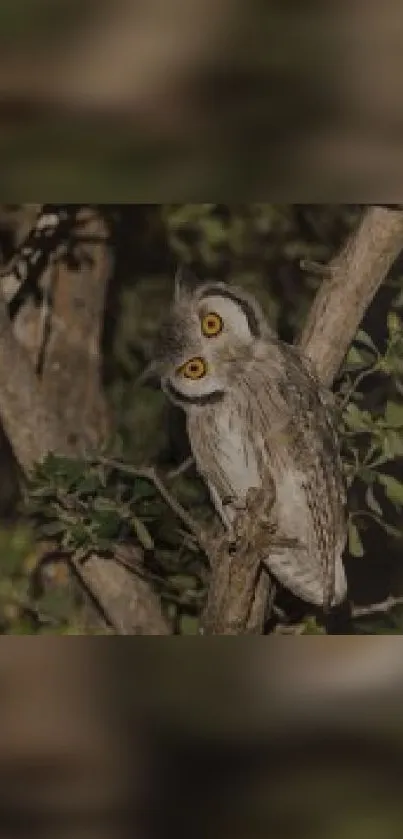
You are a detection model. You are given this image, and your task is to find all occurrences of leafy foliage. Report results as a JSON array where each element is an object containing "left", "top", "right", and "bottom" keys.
[
  {"left": 338, "top": 314, "right": 403, "bottom": 560},
  {"left": 21, "top": 452, "right": 209, "bottom": 634}
]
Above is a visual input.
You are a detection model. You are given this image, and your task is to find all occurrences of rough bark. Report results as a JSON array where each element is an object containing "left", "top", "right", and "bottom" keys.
[
  {"left": 39, "top": 207, "right": 111, "bottom": 450},
  {"left": 299, "top": 205, "right": 403, "bottom": 385},
  {"left": 0, "top": 292, "right": 74, "bottom": 468},
  {"left": 80, "top": 548, "right": 171, "bottom": 636}
]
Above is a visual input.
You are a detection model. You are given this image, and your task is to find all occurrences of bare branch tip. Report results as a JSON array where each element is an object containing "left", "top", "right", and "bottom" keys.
[{"left": 300, "top": 259, "right": 333, "bottom": 279}]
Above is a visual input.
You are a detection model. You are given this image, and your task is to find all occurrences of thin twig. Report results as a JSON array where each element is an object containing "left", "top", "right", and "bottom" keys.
[
  {"left": 68, "top": 547, "right": 121, "bottom": 634},
  {"left": 352, "top": 595, "right": 403, "bottom": 619},
  {"left": 166, "top": 456, "right": 195, "bottom": 480},
  {"left": 115, "top": 550, "right": 205, "bottom": 604},
  {"left": 300, "top": 258, "right": 333, "bottom": 278},
  {"left": 270, "top": 596, "right": 403, "bottom": 630},
  {"left": 338, "top": 365, "right": 378, "bottom": 413},
  {"left": 94, "top": 455, "right": 204, "bottom": 545},
  {"left": 273, "top": 622, "right": 307, "bottom": 634}
]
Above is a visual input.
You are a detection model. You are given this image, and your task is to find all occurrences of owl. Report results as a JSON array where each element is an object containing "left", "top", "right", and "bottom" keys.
[{"left": 152, "top": 268, "right": 348, "bottom": 618}]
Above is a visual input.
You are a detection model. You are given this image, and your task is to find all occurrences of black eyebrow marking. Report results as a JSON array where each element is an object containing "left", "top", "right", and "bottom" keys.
[
  {"left": 166, "top": 382, "right": 225, "bottom": 406},
  {"left": 199, "top": 285, "right": 261, "bottom": 337}
]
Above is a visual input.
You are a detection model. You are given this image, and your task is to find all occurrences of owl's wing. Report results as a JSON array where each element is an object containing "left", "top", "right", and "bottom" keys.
[{"left": 280, "top": 348, "right": 347, "bottom": 608}]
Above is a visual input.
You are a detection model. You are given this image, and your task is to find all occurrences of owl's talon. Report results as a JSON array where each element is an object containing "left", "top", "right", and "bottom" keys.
[
  {"left": 233, "top": 500, "right": 247, "bottom": 512},
  {"left": 223, "top": 495, "right": 246, "bottom": 514},
  {"left": 245, "top": 487, "right": 261, "bottom": 508}
]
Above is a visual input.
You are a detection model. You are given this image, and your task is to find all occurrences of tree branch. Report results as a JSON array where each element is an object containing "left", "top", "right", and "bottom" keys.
[
  {"left": 352, "top": 595, "right": 403, "bottom": 620},
  {"left": 202, "top": 485, "right": 278, "bottom": 635},
  {"left": 0, "top": 293, "right": 74, "bottom": 470},
  {"left": 298, "top": 205, "right": 403, "bottom": 387},
  {"left": 94, "top": 456, "right": 204, "bottom": 544},
  {"left": 73, "top": 546, "right": 171, "bottom": 635}
]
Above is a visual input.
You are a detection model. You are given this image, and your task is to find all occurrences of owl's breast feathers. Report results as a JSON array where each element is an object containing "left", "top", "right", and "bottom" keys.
[{"left": 187, "top": 341, "right": 347, "bottom": 608}]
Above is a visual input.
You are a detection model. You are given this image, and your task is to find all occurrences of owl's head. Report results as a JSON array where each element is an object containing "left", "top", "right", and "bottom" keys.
[{"left": 152, "top": 267, "right": 271, "bottom": 409}]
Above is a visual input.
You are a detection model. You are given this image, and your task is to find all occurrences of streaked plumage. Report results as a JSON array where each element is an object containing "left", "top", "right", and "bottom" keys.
[{"left": 153, "top": 269, "right": 348, "bottom": 611}]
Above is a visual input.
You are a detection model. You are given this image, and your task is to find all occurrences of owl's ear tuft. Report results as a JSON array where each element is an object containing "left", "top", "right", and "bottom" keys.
[{"left": 174, "top": 265, "right": 201, "bottom": 302}]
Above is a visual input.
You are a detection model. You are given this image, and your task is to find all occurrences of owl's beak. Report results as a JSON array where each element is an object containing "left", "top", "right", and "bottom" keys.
[{"left": 218, "top": 346, "right": 238, "bottom": 363}]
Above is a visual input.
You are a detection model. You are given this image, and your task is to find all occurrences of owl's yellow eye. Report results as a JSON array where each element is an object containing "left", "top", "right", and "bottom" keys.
[
  {"left": 179, "top": 357, "right": 207, "bottom": 380},
  {"left": 201, "top": 312, "right": 223, "bottom": 337}
]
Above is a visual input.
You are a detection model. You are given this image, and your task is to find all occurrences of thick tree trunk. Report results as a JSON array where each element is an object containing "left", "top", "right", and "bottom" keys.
[
  {"left": 0, "top": 205, "right": 171, "bottom": 635},
  {"left": 39, "top": 207, "right": 112, "bottom": 450}
]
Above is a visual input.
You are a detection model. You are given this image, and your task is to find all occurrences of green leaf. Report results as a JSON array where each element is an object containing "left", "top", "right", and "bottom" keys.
[
  {"left": 301, "top": 617, "right": 325, "bottom": 634},
  {"left": 378, "top": 474, "right": 403, "bottom": 508},
  {"left": 180, "top": 614, "right": 200, "bottom": 635},
  {"left": 382, "top": 429, "right": 403, "bottom": 458},
  {"left": 343, "top": 403, "right": 373, "bottom": 431},
  {"left": 387, "top": 311, "right": 402, "bottom": 335},
  {"left": 42, "top": 455, "right": 83, "bottom": 488},
  {"left": 0, "top": 549, "right": 26, "bottom": 577},
  {"left": 77, "top": 473, "right": 103, "bottom": 494},
  {"left": 385, "top": 401, "right": 403, "bottom": 428},
  {"left": 355, "top": 329, "right": 378, "bottom": 354},
  {"left": 37, "top": 588, "right": 75, "bottom": 623},
  {"left": 40, "top": 452, "right": 60, "bottom": 474},
  {"left": 383, "top": 337, "right": 403, "bottom": 375},
  {"left": 344, "top": 345, "right": 373, "bottom": 371},
  {"left": 69, "top": 522, "right": 90, "bottom": 546},
  {"left": 92, "top": 511, "right": 121, "bottom": 540},
  {"left": 393, "top": 289, "right": 403, "bottom": 309},
  {"left": 92, "top": 497, "right": 120, "bottom": 513},
  {"left": 130, "top": 515, "right": 154, "bottom": 551},
  {"left": 348, "top": 519, "right": 365, "bottom": 557},
  {"left": 133, "top": 479, "right": 157, "bottom": 500},
  {"left": 358, "top": 465, "right": 377, "bottom": 484},
  {"left": 365, "top": 485, "right": 383, "bottom": 517}
]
